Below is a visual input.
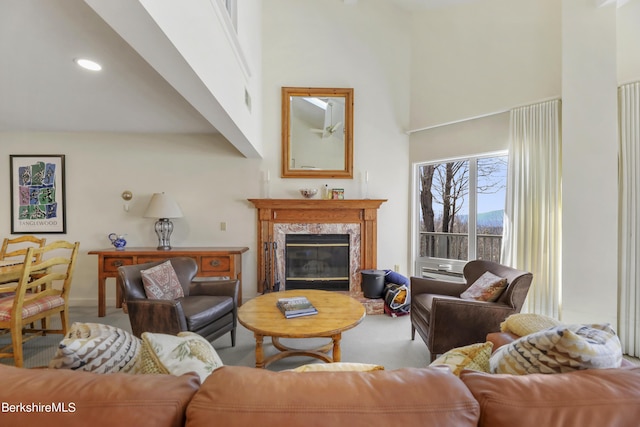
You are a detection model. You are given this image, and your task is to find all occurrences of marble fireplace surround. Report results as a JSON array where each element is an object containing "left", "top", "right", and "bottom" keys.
[
  {"left": 274, "top": 223, "right": 360, "bottom": 292},
  {"left": 248, "top": 199, "right": 387, "bottom": 298}
]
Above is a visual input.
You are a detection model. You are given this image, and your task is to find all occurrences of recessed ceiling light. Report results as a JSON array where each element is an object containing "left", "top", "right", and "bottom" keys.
[{"left": 74, "top": 58, "right": 102, "bottom": 71}]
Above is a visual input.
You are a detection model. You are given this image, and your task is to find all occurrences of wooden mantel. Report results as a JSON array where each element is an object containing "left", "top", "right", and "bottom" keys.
[{"left": 248, "top": 199, "right": 386, "bottom": 294}]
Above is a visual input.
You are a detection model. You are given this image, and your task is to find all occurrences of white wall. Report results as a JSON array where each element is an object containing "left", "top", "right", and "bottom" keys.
[
  {"left": 85, "top": 0, "right": 264, "bottom": 158},
  {"left": 409, "top": 0, "right": 561, "bottom": 131},
  {"left": 0, "top": 132, "right": 261, "bottom": 307},
  {"left": 561, "top": 1, "right": 619, "bottom": 325},
  {"left": 618, "top": 0, "right": 640, "bottom": 84},
  {"left": 262, "top": 0, "right": 412, "bottom": 274},
  {"left": 410, "top": 112, "right": 510, "bottom": 162},
  {"left": 138, "top": 0, "right": 263, "bottom": 155}
]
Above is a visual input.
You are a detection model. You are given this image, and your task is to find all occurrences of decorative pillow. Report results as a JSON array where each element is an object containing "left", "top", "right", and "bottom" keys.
[
  {"left": 141, "top": 260, "right": 184, "bottom": 300},
  {"left": 491, "top": 323, "right": 623, "bottom": 375},
  {"left": 139, "top": 331, "right": 223, "bottom": 382},
  {"left": 430, "top": 341, "right": 493, "bottom": 376},
  {"left": 48, "top": 322, "right": 142, "bottom": 373},
  {"left": 500, "top": 313, "right": 562, "bottom": 336},
  {"left": 291, "top": 362, "right": 384, "bottom": 372},
  {"left": 460, "top": 271, "right": 508, "bottom": 302}
]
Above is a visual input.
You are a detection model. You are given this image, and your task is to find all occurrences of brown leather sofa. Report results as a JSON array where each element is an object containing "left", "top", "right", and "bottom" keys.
[
  {"left": 1, "top": 360, "right": 639, "bottom": 427},
  {"left": 411, "top": 260, "right": 533, "bottom": 361}
]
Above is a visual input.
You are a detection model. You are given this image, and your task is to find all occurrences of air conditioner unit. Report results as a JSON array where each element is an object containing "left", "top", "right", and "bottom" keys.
[{"left": 417, "top": 265, "right": 465, "bottom": 284}]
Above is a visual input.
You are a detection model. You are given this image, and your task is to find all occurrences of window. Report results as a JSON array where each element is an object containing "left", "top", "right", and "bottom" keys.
[{"left": 414, "top": 153, "right": 508, "bottom": 277}]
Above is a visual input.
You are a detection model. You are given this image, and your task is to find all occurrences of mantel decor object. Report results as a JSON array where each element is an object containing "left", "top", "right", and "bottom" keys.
[
  {"left": 299, "top": 188, "right": 318, "bottom": 198},
  {"left": 331, "top": 189, "right": 345, "bottom": 200},
  {"left": 143, "top": 192, "right": 183, "bottom": 250}
]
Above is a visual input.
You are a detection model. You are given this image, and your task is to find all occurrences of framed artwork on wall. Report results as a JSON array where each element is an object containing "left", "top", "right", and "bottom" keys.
[{"left": 10, "top": 154, "right": 66, "bottom": 234}]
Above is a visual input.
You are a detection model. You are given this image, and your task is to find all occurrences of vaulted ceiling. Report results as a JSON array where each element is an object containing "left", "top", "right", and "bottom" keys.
[
  {"left": 1, "top": 0, "right": 482, "bottom": 138},
  {"left": 0, "top": 0, "right": 216, "bottom": 134},
  {"left": 4, "top": 0, "right": 624, "bottom": 140}
]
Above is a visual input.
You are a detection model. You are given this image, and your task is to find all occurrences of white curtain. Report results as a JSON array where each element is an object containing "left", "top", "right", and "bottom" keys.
[
  {"left": 618, "top": 81, "right": 640, "bottom": 358},
  {"left": 502, "top": 100, "right": 562, "bottom": 318}
]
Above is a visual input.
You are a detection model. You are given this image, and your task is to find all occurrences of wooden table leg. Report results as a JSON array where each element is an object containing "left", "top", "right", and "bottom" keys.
[
  {"left": 98, "top": 277, "right": 106, "bottom": 317},
  {"left": 115, "top": 276, "right": 123, "bottom": 309},
  {"left": 331, "top": 333, "right": 343, "bottom": 362},
  {"left": 255, "top": 333, "right": 265, "bottom": 368}
]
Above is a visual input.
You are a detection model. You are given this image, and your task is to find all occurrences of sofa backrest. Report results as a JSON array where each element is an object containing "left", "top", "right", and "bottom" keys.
[
  {"left": 460, "top": 366, "right": 640, "bottom": 427},
  {"left": 186, "top": 365, "right": 480, "bottom": 427},
  {"left": 0, "top": 364, "right": 200, "bottom": 427}
]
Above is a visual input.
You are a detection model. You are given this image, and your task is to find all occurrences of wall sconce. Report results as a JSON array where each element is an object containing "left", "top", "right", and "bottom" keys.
[
  {"left": 143, "top": 192, "right": 183, "bottom": 250},
  {"left": 121, "top": 190, "right": 133, "bottom": 212}
]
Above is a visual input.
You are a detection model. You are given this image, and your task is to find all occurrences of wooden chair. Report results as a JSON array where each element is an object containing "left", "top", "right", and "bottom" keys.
[
  {"left": 0, "top": 240, "right": 80, "bottom": 367},
  {"left": 0, "top": 236, "right": 48, "bottom": 328},
  {"left": 0, "top": 235, "right": 47, "bottom": 265}
]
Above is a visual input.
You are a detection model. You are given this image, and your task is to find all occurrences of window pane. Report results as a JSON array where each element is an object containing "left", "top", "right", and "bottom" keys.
[
  {"left": 476, "top": 155, "right": 507, "bottom": 263},
  {"left": 418, "top": 160, "right": 470, "bottom": 261},
  {"left": 415, "top": 153, "right": 508, "bottom": 277}
]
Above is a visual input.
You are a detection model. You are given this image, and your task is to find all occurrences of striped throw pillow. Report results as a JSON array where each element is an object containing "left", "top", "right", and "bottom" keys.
[
  {"left": 48, "top": 322, "right": 142, "bottom": 373},
  {"left": 491, "top": 323, "right": 622, "bottom": 375}
]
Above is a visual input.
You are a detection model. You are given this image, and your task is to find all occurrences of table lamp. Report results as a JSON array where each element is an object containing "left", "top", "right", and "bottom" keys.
[{"left": 143, "top": 192, "right": 183, "bottom": 250}]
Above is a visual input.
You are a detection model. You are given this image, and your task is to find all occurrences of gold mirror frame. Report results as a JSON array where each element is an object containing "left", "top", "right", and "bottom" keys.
[{"left": 281, "top": 87, "right": 354, "bottom": 179}]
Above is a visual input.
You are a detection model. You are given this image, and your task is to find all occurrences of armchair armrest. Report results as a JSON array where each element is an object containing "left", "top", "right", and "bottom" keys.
[
  {"left": 486, "top": 331, "right": 520, "bottom": 352},
  {"left": 189, "top": 279, "right": 239, "bottom": 302},
  {"left": 410, "top": 276, "right": 469, "bottom": 297},
  {"left": 429, "top": 298, "right": 516, "bottom": 349},
  {"left": 126, "top": 298, "right": 187, "bottom": 338}
]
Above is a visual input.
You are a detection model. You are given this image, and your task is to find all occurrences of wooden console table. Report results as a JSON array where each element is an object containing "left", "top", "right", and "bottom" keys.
[{"left": 88, "top": 247, "right": 248, "bottom": 317}]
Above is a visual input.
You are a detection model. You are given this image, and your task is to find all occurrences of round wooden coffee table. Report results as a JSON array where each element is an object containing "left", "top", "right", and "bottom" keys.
[{"left": 238, "top": 289, "right": 366, "bottom": 368}]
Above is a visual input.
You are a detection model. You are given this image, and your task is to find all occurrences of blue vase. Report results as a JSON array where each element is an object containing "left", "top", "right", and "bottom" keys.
[{"left": 108, "top": 233, "right": 127, "bottom": 251}]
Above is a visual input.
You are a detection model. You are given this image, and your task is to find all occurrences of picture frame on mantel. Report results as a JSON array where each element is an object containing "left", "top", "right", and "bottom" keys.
[{"left": 9, "top": 154, "right": 67, "bottom": 234}]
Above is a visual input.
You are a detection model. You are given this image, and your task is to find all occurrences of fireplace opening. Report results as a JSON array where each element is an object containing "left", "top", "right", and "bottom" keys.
[{"left": 285, "top": 234, "right": 350, "bottom": 291}]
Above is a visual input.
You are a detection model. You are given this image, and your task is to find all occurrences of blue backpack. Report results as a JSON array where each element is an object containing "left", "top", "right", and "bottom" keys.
[{"left": 383, "top": 270, "right": 410, "bottom": 317}]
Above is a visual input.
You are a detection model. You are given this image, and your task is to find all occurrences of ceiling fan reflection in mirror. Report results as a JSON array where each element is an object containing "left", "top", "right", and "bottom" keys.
[{"left": 310, "top": 101, "right": 343, "bottom": 139}]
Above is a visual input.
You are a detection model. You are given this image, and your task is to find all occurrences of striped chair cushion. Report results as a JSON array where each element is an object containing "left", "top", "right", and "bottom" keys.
[{"left": 0, "top": 295, "right": 64, "bottom": 321}]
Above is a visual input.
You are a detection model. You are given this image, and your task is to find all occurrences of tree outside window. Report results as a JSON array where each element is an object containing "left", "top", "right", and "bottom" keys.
[{"left": 416, "top": 154, "right": 507, "bottom": 274}]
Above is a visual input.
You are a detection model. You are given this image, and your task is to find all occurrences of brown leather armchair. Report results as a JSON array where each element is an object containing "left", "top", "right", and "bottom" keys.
[
  {"left": 118, "top": 257, "right": 238, "bottom": 346},
  {"left": 410, "top": 260, "right": 533, "bottom": 362}
]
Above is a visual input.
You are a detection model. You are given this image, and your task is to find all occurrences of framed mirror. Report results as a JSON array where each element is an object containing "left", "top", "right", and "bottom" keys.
[{"left": 281, "top": 87, "right": 354, "bottom": 179}]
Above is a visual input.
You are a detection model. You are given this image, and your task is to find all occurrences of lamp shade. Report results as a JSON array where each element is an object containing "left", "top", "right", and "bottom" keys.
[{"left": 143, "top": 193, "right": 183, "bottom": 219}]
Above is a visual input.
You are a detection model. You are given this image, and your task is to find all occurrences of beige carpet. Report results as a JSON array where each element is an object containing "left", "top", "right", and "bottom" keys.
[
  {"left": 3, "top": 306, "right": 638, "bottom": 370},
  {"left": 0, "top": 306, "right": 431, "bottom": 370}
]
